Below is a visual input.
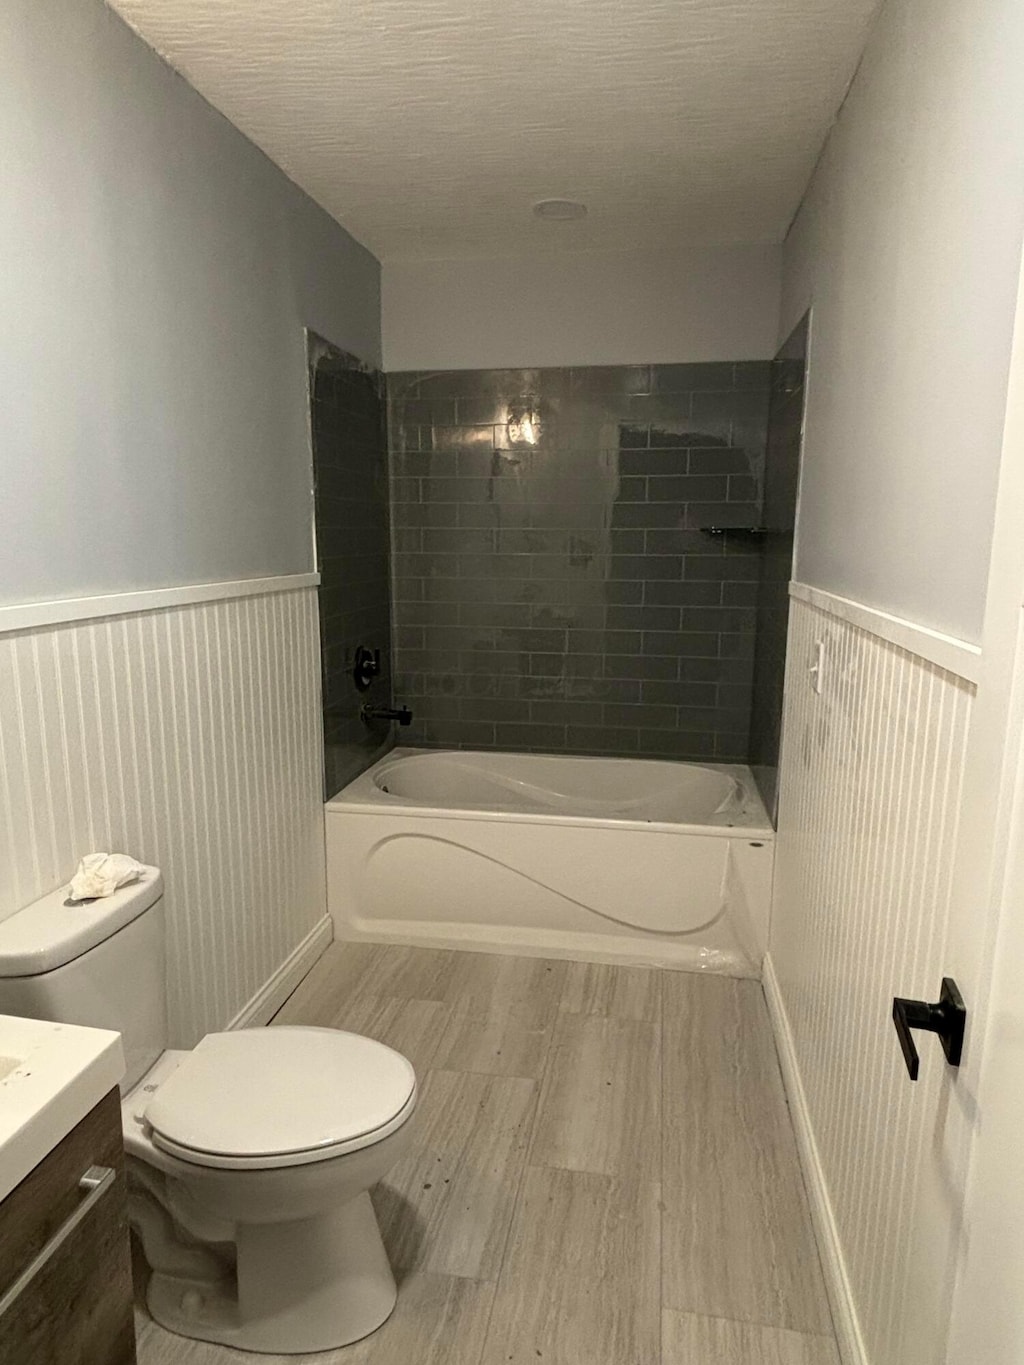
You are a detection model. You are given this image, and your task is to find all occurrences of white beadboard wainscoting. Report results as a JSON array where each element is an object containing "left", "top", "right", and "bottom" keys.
[
  {"left": 766, "top": 592, "right": 975, "bottom": 1365},
  {"left": 0, "top": 584, "right": 329, "bottom": 1046}
]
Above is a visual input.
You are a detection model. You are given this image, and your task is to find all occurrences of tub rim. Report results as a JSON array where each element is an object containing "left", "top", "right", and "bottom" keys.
[{"left": 326, "top": 747, "right": 774, "bottom": 840}]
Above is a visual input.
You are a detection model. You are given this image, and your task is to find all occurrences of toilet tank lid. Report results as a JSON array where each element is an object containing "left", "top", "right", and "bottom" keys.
[{"left": 0, "top": 866, "right": 163, "bottom": 977}]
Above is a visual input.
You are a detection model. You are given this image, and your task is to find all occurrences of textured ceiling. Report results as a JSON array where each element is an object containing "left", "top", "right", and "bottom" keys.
[{"left": 107, "top": 0, "right": 880, "bottom": 261}]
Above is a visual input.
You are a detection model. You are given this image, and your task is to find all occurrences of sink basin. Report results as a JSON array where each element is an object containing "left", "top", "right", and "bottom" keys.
[{"left": 0, "top": 1015, "right": 124, "bottom": 1202}]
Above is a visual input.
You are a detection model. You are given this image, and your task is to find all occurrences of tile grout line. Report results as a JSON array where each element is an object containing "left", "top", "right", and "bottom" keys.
[
  {"left": 668, "top": 1306, "right": 843, "bottom": 1352},
  {"left": 470, "top": 962, "right": 569, "bottom": 1365}
]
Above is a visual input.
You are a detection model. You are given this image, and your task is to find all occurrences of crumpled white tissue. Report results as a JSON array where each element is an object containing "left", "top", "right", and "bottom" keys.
[{"left": 68, "top": 853, "right": 145, "bottom": 902}]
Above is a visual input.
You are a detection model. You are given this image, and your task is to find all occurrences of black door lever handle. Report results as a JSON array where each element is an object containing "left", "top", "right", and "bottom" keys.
[{"left": 892, "top": 978, "right": 966, "bottom": 1081}]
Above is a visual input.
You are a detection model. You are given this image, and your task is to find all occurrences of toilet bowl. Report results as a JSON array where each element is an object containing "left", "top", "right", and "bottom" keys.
[
  {"left": 123, "top": 1029, "right": 417, "bottom": 1353},
  {"left": 0, "top": 867, "right": 417, "bottom": 1354}
]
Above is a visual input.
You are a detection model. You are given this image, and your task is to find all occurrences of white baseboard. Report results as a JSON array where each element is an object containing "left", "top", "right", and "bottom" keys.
[
  {"left": 227, "top": 915, "right": 333, "bottom": 1030},
  {"left": 762, "top": 952, "right": 868, "bottom": 1365}
]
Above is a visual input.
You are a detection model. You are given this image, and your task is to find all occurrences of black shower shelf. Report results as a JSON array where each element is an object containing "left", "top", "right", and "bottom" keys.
[{"left": 699, "top": 526, "right": 771, "bottom": 538}]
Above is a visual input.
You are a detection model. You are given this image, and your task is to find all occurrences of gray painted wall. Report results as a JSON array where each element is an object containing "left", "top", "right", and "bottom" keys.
[
  {"left": 1, "top": 0, "right": 381, "bottom": 608},
  {"left": 384, "top": 246, "right": 781, "bottom": 371},
  {"left": 783, "top": 0, "right": 1024, "bottom": 643}
]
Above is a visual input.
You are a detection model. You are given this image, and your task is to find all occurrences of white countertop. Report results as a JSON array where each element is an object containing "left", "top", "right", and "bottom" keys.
[{"left": 0, "top": 1015, "right": 125, "bottom": 1202}]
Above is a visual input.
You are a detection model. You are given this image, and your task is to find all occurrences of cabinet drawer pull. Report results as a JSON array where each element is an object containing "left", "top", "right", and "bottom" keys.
[{"left": 0, "top": 1165, "right": 116, "bottom": 1317}]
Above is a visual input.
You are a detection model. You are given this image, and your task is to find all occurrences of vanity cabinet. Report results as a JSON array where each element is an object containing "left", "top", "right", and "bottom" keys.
[{"left": 0, "top": 1089, "right": 136, "bottom": 1364}]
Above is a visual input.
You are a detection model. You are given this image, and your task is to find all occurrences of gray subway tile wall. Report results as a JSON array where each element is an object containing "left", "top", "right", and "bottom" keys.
[
  {"left": 387, "top": 363, "right": 770, "bottom": 760},
  {"left": 310, "top": 338, "right": 394, "bottom": 799},
  {"left": 749, "top": 317, "right": 809, "bottom": 820}
]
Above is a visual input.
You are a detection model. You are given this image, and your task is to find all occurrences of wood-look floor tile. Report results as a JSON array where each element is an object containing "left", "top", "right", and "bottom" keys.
[
  {"left": 273, "top": 942, "right": 459, "bottom": 1027},
  {"left": 373, "top": 1068, "right": 536, "bottom": 1281},
  {"left": 529, "top": 1012, "right": 660, "bottom": 1180},
  {"left": 432, "top": 1008, "right": 552, "bottom": 1080},
  {"left": 271, "top": 941, "right": 381, "bottom": 1024},
  {"left": 662, "top": 1310, "right": 840, "bottom": 1364},
  {"left": 560, "top": 959, "right": 661, "bottom": 1022},
  {"left": 661, "top": 973, "right": 832, "bottom": 1334},
  {"left": 327, "top": 994, "right": 450, "bottom": 1078},
  {"left": 330, "top": 1271, "right": 496, "bottom": 1365},
  {"left": 360, "top": 943, "right": 461, "bottom": 1002},
  {"left": 442, "top": 949, "right": 565, "bottom": 1019},
  {"left": 480, "top": 1166, "right": 661, "bottom": 1365},
  {"left": 433, "top": 953, "right": 566, "bottom": 1078},
  {"left": 135, "top": 1317, "right": 268, "bottom": 1364},
  {"left": 144, "top": 947, "right": 836, "bottom": 1365},
  {"left": 137, "top": 1273, "right": 494, "bottom": 1365}
]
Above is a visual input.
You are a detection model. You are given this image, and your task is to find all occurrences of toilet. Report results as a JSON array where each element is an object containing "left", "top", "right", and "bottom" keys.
[{"left": 0, "top": 866, "right": 417, "bottom": 1354}]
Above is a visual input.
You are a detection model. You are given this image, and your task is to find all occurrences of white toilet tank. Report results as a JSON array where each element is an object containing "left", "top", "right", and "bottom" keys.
[{"left": 0, "top": 866, "right": 167, "bottom": 1091}]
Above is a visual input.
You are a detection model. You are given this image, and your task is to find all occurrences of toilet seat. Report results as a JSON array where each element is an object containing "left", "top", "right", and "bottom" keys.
[{"left": 141, "top": 1026, "right": 417, "bottom": 1171}]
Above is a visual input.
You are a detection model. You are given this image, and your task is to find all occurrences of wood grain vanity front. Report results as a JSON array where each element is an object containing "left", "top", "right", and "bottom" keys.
[{"left": 0, "top": 1088, "right": 136, "bottom": 1364}]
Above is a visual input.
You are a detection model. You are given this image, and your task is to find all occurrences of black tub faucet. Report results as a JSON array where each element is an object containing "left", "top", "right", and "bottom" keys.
[{"left": 361, "top": 703, "right": 413, "bottom": 727}]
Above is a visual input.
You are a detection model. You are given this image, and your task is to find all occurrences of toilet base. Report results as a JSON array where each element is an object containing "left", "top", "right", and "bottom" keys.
[{"left": 147, "top": 1191, "right": 398, "bottom": 1354}]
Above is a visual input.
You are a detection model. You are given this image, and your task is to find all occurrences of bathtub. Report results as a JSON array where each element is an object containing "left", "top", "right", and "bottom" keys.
[{"left": 325, "top": 748, "right": 775, "bottom": 977}]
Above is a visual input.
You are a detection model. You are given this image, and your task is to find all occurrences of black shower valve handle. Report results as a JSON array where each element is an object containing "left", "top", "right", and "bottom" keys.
[
  {"left": 892, "top": 978, "right": 966, "bottom": 1081},
  {"left": 353, "top": 645, "right": 382, "bottom": 692}
]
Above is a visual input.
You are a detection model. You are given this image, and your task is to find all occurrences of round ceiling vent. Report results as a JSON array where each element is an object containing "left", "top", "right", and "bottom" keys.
[{"left": 532, "top": 199, "right": 588, "bottom": 221}]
